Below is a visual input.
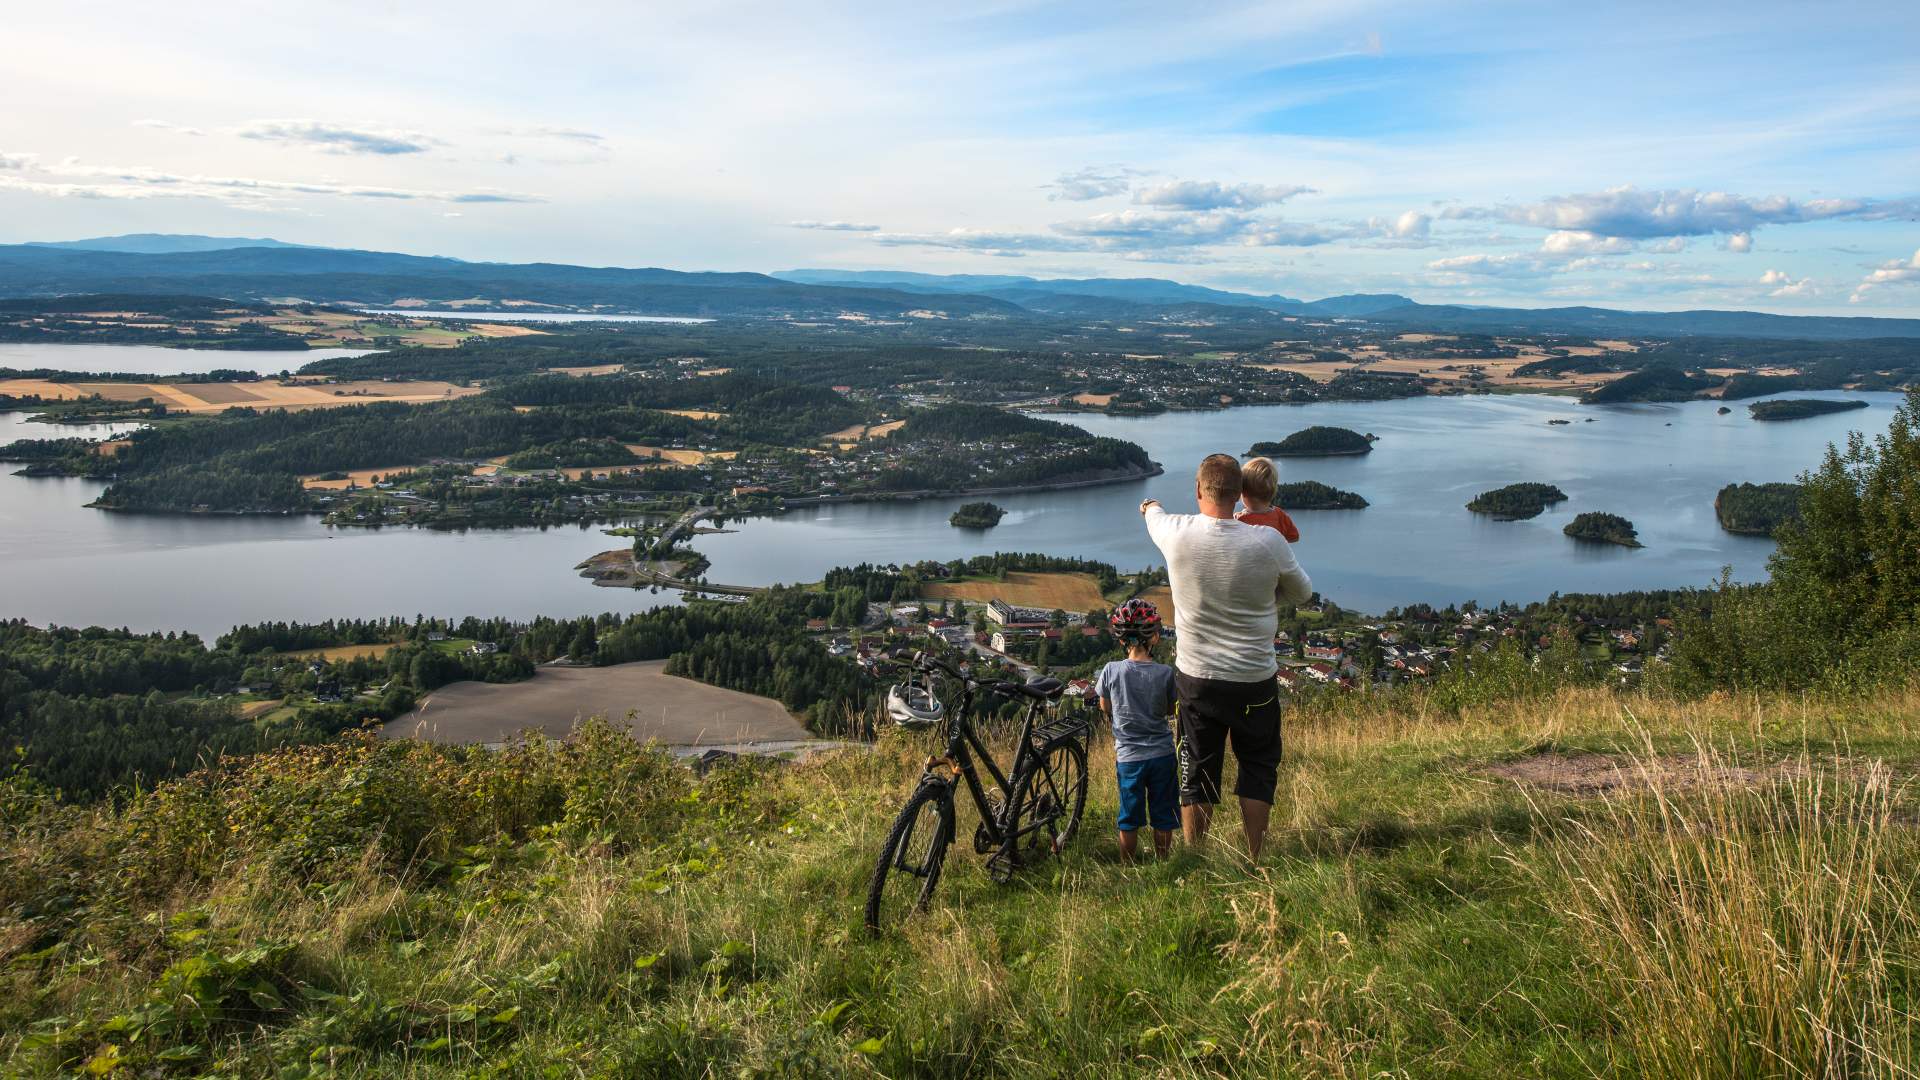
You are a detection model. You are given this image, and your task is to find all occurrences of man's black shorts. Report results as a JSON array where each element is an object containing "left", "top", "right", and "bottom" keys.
[{"left": 1175, "top": 671, "right": 1282, "bottom": 806}]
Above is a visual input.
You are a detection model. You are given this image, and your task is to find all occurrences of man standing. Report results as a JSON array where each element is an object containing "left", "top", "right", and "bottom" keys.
[{"left": 1140, "top": 454, "right": 1313, "bottom": 860}]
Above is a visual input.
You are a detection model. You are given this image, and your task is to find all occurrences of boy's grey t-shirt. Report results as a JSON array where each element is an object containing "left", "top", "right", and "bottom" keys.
[{"left": 1095, "top": 659, "right": 1177, "bottom": 763}]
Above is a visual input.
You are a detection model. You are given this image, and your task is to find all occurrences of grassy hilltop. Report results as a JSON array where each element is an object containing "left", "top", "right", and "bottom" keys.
[{"left": 5, "top": 676, "right": 1920, "bottom": 1078}]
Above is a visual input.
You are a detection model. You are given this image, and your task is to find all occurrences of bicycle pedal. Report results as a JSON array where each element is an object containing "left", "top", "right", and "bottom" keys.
[{"left": 973, "top": 822, "right": 995, "bottom": 855}]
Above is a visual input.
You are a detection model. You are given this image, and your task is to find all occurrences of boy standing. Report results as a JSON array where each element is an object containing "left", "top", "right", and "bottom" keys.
[
  {"left": 1236, "top": 457, "right": 1300, "bottom": 543},
  {"left": 1096, "top": 599, "right": 1179, "bottom": 861}
]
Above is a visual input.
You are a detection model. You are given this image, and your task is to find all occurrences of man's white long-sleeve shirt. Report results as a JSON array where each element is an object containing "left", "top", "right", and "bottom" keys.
[{"left": 1144, "top": 505, "right": 1313, "bottom": 682}]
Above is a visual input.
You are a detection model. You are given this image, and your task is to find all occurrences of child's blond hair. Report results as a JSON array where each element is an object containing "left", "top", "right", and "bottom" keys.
[{"left": 1241, "top": 457, "right": 1278, "bottom": 506}]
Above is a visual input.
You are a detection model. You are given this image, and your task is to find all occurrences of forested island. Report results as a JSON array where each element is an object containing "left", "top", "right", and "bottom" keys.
[
  {"left": 1579, "top": 366, "right": 1719, "bottom": 403},
  {"left": 1749, "top": 398, "right": 1870, "bottom": 421},
  {"left": 1273, "top": 480, "right": 1369, "bottom": 509},
  {"left": 1715, "top": 482, "right": 1804, "bottom": 535},
  {"left": 1466, "top": 483, "right": 1569, "bottom": 521},
  {"left": 1564, "top": 511, "right": 1642, "bottom": 547},
  {"left": 949, "top": 501, "right": 1007, "bottom": 528},
  {"left": 1249, "top": 426, "right": 1374, "bottom": 457}
]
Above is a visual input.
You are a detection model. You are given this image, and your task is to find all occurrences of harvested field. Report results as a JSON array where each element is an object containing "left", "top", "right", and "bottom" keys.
[
  {"left": 172, "top": 383, "right": 267, "bottom": 405},
  {"left": 822, "top": 419, "right": 906, "bottom": 446},
  {"left": 663, "top": 408, "right": 727, "bottom": 420},
  {"left": 552, "top": 364, "right": 625, "bottom": 377},
  {"left": 387, "top": 660, "right": 809, "bottom": 746},
  {"left": 921, "top": 571, "right": 1107, "bottom": 612},
  {"left": 1135, "top": 585, "right": 1176, "bottom": 626},
  {"left": 626, "top": 445, "right": 715, "bottom": 465},
  {"left": 282, "top": 643, "right": 400, "bottom": 663},
  {"left": 1, "top": 377, "right": 481, "bottom": 414},
  {"left": 301, "top": 466, "right": 417, "bottom": 490},
  {"left": 95, "top": 440, "right": 131, "bottom": 457},
  {"left": 235, "top": 699, "right": 283, "bottom": 720},
  {"left": 1072, "top": 393, "right": 1114, "bottom": 407}
]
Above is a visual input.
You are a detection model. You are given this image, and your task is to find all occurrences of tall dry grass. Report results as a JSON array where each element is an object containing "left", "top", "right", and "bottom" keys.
[{"left": 1527, "top": 741, "right": 1920, "bottom": 1079}]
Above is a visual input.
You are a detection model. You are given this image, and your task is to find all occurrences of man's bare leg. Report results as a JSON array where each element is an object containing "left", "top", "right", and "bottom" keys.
[
  {"left": 1240, "top": 797, "right": 1272, "bottom": 860},
  {"left": 1182, "top": 802, "right": 1212, "bottom": 847},
  {"left": 1153, "top": 828, "right": 1173, "bottom": 858},
  {"left": 1118, "top": 829, "right": 1140, "bottom": 863}
]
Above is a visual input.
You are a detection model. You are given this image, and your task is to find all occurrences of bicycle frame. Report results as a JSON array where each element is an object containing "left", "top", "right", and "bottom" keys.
[{"left": 911, "top": 656, "right": 1049, "bottom": 847}]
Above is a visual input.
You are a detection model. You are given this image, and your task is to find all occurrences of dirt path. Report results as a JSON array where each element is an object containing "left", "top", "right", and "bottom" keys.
[{"left": 386, "top": 660, "right": 810, "bottom": 747}]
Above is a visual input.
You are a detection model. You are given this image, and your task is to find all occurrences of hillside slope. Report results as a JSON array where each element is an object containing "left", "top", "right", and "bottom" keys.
[{"left": 5, "top": 683, "right": 1915, "bottom": 1077}]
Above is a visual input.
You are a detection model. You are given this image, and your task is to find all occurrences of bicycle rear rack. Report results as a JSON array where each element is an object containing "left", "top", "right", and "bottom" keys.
[{"left": 1031, "top": 711, "right": 1092, "bottom": 749}]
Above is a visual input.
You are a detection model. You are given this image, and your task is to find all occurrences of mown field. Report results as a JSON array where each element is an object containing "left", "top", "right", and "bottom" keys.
[
  {"left": 920, "top": 571, "right": 1110, "bottom": 612},
  {"left": 4, "top": 682, "right": 1917, "bottom": 1077}
]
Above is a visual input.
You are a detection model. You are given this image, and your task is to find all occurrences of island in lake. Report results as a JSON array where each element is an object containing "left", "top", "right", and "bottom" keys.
[
  {"left": 1273, "top": 481, "right": 1369, "bottom": 510},
  {"left": 1248, "top": 426, "right": 1375, "bottom": 457},
  {"left": 1715, "top": 482, "right": 1803, "bottom": 536},
  {"left": 1466, "top": 483, "right": 1568, "bottom": 521},
  {"left": 949, "top": 501, "right": 1007, "bottom": 528},
  {"left": 1564, "top": 512, "right": 1642, "bottom": 548},
  {"left": 1749, "top": 398, "right": 1870, "bottom": 421}
]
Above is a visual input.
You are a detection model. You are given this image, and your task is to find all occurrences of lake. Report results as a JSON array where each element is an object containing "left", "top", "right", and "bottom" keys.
[
  {"left": 694, "top": 391, "right": 1901, "bottom": 614},
  {"left": 0, "top": 412, "right": 678, "bottom": 641},
  {"left": 0, "top": 343, "right": 379, "bottom": 377},
  {"left": 357, "top": 309, "right": 713, "bottom": 324},
  {"left": 0, "top": 391, "right": 1901, "bottom": 638}
]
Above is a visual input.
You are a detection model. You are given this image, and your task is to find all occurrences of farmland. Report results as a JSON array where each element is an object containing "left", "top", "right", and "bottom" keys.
[{"left": 920, "top": 570, "right": 1109, "bottom": 611}]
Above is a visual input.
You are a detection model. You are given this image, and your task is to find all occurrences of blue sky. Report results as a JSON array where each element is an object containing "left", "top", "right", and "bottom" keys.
[{"left": 3, "top": 0, "right": 1918, "bottom": 314}]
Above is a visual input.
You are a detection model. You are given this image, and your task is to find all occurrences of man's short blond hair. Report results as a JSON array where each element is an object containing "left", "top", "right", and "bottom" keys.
[
  {"left": 1196, "top": 453, "right": 1243, "bottom": 502},
  {"left": 1241, "top": 457, "right": 1278, "bottom": 503}
]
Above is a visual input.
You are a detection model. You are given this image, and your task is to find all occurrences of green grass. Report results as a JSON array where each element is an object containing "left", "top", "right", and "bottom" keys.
[{"left": 5, "top": 686, "right": 1919, "bottom": 1076}]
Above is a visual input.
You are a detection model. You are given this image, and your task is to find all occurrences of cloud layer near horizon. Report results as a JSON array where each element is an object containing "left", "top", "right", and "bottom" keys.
[{"left": 2, "top": 1, "right": 1916, "bottom": 315}]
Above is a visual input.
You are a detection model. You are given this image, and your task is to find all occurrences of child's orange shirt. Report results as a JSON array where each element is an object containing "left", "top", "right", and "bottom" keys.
[{"left": 1236, "top": 506, "right": 1301, "bottom": 543}]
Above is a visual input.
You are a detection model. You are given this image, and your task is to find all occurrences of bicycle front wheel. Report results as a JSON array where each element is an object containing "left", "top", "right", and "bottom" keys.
[{"left": 864, "top": 779, "right": 955, "bottom": 934}]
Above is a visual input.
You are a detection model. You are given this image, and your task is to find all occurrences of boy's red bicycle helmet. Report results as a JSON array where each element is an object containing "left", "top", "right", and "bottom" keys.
[{"left": 1109, "top": 598, "right": 1162, "bottom": 640}]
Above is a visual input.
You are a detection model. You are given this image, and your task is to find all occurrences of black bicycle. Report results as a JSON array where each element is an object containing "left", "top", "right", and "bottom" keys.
[{"left": 864, "top": 649, "right": 1090, "bottom": 933}]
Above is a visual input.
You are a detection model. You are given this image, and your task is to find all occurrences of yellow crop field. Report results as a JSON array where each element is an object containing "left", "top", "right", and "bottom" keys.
[
  {"left": 281, "top": 643, "right": 399, "bottom": 663},
  {"left": 663, "top": 408, "right": 727, "bottom": 420},
  {"left": 300, "top": 467, "right": 418, "bottom": 490},
  {"left": 552, "top": 364, "right": 626, "bottom": 377},
  {"left": 1, "top": 377, "right": 481, "bottom": 414},
  {"left": 921, "top": 571, "right": 1107, "bottom": 612}
]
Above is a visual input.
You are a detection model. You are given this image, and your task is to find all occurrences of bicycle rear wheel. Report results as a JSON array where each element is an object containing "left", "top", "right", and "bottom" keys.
[
  {"left": 864, "top": 779, "right": 955, "bottom": 934},
  {"left": 999, "top": 739, "right": 1088, "bottom": 875}
]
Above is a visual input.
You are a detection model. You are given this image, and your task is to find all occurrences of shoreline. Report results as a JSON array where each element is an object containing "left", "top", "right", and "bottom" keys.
[{"left": 578, "top": 461, "right": 1166, "bottom": 596}]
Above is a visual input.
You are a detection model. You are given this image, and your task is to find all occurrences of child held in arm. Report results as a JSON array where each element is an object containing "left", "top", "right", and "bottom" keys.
[
  {"left": 1236, "top": 457, "right": 1300, "bottom": 543},
  {"left": 1095, "top": 599, "right": 1179, "bottom": 861}
]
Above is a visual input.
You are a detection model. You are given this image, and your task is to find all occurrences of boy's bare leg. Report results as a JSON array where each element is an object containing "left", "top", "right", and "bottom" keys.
[
  {"left": 1118, "top": 829, "right": 1140, "bottom": 862},
  {"left": 1153, "top": 829, "right": 1173, "bottom": 858},
  {"left": 1182, "top": 802, "right": 1212, "bottom": 846},
  {"left": 1240, "top": 797, "right": 1271, "bottom": 860}
]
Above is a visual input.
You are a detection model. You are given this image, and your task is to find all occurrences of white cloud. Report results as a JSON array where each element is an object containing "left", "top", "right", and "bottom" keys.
[
  {"left": 236, "top": 119, "right": 438, "bottom": 156},
  {"left": 1381, "top": 210, "right": 1431, "bottom": 240},
  {"left": 1427, "top": 252, "right": 1551, "bottom": 278},
  {"left": 1131, "top": 180, "right": 1313, "bottom": 211},
  {"left": 870, "top": 228, "right": 1089, "bottom": 256},
  {"left": 0, "top": 152, "right": 33, "bottom": 170},
  {"left": 1045, "top": 166, "right": 1143, "bottom": 202},
  {"left": 787, "top": 220, "right": 880, "bottom": 232},
  {"left": 1725, "top": 231, "right": 1753, "bottom": 253},
  {"left": 1850, "top": 249, "right": 1920, "bottom": 302},
  {"left": 1448, "top": 185, "right": 1920, "bottom": 242},
  {"left": 0, "top": 155, "right": 539, "bottom": 207},
  {"left": 1540, "top": 230, "right": 1635, "bottom": 255},
  {"left": 1760, "top": 268, "right": 1814, "bottom": 297},
  {"left": 134, "top": 119, "right": 206, "bottom": 136}
]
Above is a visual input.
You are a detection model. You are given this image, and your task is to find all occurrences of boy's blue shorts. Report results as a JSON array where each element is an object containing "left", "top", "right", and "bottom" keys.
[{"left": 1115, "top": 753, "right": 1179, "bottom": 832}]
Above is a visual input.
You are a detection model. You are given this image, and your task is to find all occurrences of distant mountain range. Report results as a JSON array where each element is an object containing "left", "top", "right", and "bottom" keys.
[
  {"left": 2, "top": 234, "right": 1916, "bottom": 339},
  {"left": 23, "top": 234, "right": 319, "bottom": 255}
]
